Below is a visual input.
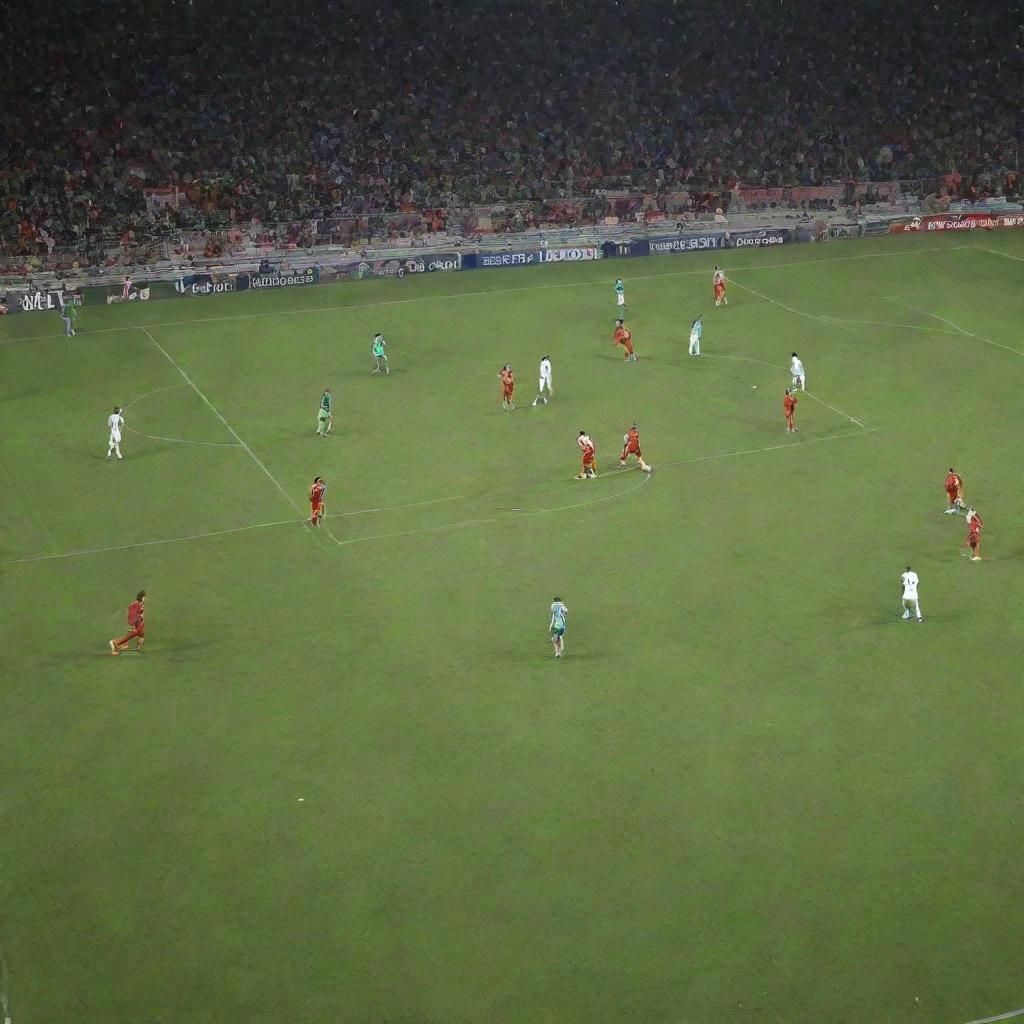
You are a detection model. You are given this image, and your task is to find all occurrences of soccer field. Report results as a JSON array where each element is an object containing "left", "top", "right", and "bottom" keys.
[{"left": 2, "top": 232, "right": 1023, "bottom": 1023}]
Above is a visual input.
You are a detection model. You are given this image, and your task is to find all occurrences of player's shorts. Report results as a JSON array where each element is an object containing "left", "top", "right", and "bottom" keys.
[
  {"left": 374, "top": 350, "right": 387, "bottom": 359},
  {"left": 109, "top": 430, "right": 121, "bottom": 444},
  {"left": 318, "top": 410, "right": 328, "bottom": 421},
  {"left": 968, "top": 532, "right": 979, "bottom": 546},
  {"left": 714, "top": 284, "right": 725, "bottom": 297},
  {"left": 539, "top": 377, "right": 551, "bottom": 391},
  {"left": 551, "top": 624, "right": 565, "bottom": 637},
  {"left": 623, "top": 445, "right": 640, "bottom": 458},
  {"left": 311, "top": 502, "right": 323, "bottom": 518},
  {"left": 126, "top": 624, "right": 144, "bottom": 639},
  {"left": 503, "top": 388, "right": 514, "bottom": 398},
  {"left": 946, "top": 490, "right": 959, "bottom": 502},
  {"left": 617, "top": 294, "right": 625, "bottom": 305},
  {"left": 582, "top": 454, "right": 595, "bottom": 467}
]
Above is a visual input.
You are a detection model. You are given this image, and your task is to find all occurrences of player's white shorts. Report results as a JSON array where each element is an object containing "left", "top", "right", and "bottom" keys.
[
  {"left": 539, "top": 376, "right": 552, "bottom": 392},
  {"left": 616, "top": 294, "right": 625, "bottom": 306},
  {"left": 792, "top": 375, "right": 806, "bottom": 390},
  {"left": 109, "top": 430, "right": 122, "bottom": 445},
  {"left": 902, "top": 596, "right": 921, "bottom": 617}
]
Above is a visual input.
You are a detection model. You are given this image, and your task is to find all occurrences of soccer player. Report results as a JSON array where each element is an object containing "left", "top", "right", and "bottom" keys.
[
  {"left": 309, "top": 476, "right": 326, "bottom": 526},
  {"left": 614, "top": 319, "right": 637, "bottom": 361},
  {"left": 964, "top": 507, "right": 983, "bottom": 560},
  {"left": 106, "top": 406, "right": 125, "bottom": 459},
  {"left": 943, "top": 467, "right": 965, "bottom": 514},
  {"left": 533, "top": 356, "right": 553, "bottom": 406},
  {"left": 549, "top": 597, "right": 569, "bottom": 658},
  {"left": 790, "top": 353, "right": 806, "bottom": 391},
  {"left": 783, "top": 389, "right": 798, "bottom": 432},
  {"left": 619, "top": 423, "right": 652, "bottom": 471},
  {"left": 371, "top": 332, "right": 389, "bottom": 374},
  {"left": 614, "top": 278, "right": 626, "bottom": 313},
  {"left": 122, "top": 275, "right": 133, "bottom": 301},
  {"left": 499, "top": 364, "right": 516, "bottom": 410},
  {"left": 59, "top": 296, "right": 77, "bottom": 336},
  {"left": 900, "top": 566, "right": 923, "bottom": 622},
  {"left": 316, "top": 389, "right": 333, "bottom": 437},
  {"left": 576, "top": 430, "right": 597, "bottom": 479},
  {"left": 713, "top": 265, "right": 728, "bottom": 306},
  {"left": 688, "top": 315, "right": 703, "bottom": 356},
  {"left": 109, "top": 590, "right": 146, "bottom": 654}
]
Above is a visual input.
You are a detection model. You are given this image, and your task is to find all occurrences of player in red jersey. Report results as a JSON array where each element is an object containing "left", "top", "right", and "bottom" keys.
[
  {"left": 109, "top": 590, "right": 146, "bottom": 654},
  {"left": 618, "top": 423, "right": 652, "bottom": 471},
  {"left": 964, "top": 507, "right": 983, "bottom": 560},
  {"left": 713, "top": 265, "right": 728, "bottom": 306},
  {"left": 783, "top": 388, "right": 798, "bottom": 432},
  {"left": 943, "top": 468, "right": 965, "bottom": 514},
  {"left": 576, "top": 431, "right": 597, "bottom": 479},
  {"left": 309, "top": 476, "right": 326, "bottom": 526},
  {"left": 499, "top": 364, "right": 516, "bottom": 410},
  {"left": 614, "top": 319, "right": 637, "bottom": 361}
]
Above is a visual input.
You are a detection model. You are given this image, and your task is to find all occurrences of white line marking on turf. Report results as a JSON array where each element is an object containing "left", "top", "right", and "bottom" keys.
[
  {"left": 329, "top": 516, "right": 501, "bottom": 548},
  {"left": 891, "top": 300, "right": 1024, "bottom": 360},
  {"left": 703, "top": 353, "right": 868, "bottom": 428},
  {"left": 516, "top": 468, "right": 651, "bottom": 515},
  {"left": 973, "top": 244, "right": 1024, "bottom": 263},
  {"left": 0, "top": 244, "right": 972, "bottom": 344},
  {"left": 657, "top": 427, "right": 874, "bottom": 469},
  {"left": 328, "top": 494, "right": 468, "bottom": 518},
  {"left": 964, "top": 1009, "right": 1024, "bottom": 1024},
  {"left": 124, "top": 425, "right": 242, "bottom": 447},
  {"left": 140, "top": 326, "right": 306, "bottom": 518},
  {"left": 123, "top": 383, "right": 189, "bottom": 409}
]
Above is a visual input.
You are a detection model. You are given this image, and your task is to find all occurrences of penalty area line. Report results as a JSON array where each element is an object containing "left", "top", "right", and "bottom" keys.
[{"left": 964, "top": 1009, "right": 1024, "bottom": 1024}]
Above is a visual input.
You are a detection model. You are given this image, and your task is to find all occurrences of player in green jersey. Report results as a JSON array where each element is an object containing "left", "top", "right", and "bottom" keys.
[
  {"left": 316, "top": 389, "right": 332, "bottom": 436},
  {"left": 371, "top": 332, "right": 389, "bottom": 375}
]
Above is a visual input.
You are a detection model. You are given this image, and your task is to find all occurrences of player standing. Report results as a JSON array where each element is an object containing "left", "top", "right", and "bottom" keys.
[
  {"left": 59, "top": 295, "right": 77, "bottom": 336},
  {"left": 122, "top": 275, "right": 133, "bottom": 301},
  {"left": 900, "top": 566, "right": 923, "bottom": 622},
  {"left": 309, "top": 476, "right": 326, "bottom": 526},
  {"left": 549, "top": 597, "right": 569, "bottom": 658},
  {"left": 790, "top": 353, "right": 806, "bottom": 391},
  {"left": 964, "top": 507, "right": 983, "bottom": 560},
  {"left": 316, "top": 389, "right": 333, "bottom": 437},
  {"left": 576, "top": 430, "right": 597, "bottom": 479},
  {"left": 499, "top": 364, "right": 516, "bottom": 410},
  {"left": 614, "top": 278, "right": 626, "bottom": 313},
  {"left": 106, "top": 406, "right": 125, "bottom": 459},
  {"left": 109, "top": 590, "right": 146, "bottom": 654},
  {"left": 943, "top": 468, "right": 965, "bottom": 514},
  {"left": 533, "top": 356, "right": 553, "bottom": 406},
  {"left": 614, "top": 319, "right": 637, "bottom": 361},
  {"left": 371, "top": 332, "right": 389, "bottom": 375},
  {"left": 783, "top": 389, "right": 798, "bottom": 432},
  {"left": 619, "top": 423, "right": 652, "bottom": 471},
  {"left": 688, "top": 315, "right": 703, "bottom": 356},
  {"left": 713, "top": 265, "right": 728, "bottom": 306}
]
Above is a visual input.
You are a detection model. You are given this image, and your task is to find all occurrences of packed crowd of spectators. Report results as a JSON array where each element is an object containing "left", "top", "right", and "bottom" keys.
[{"left": 2, "top": 0, "right": 1021, "bottom": 271}]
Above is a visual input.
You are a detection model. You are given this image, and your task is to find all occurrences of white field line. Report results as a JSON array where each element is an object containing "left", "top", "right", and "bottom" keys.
[
  {"left": 123, "top": 383, "right": 188, "bottom": 409},
  {"left": 124, "top": 425, "right": 242, "bottom": 447},
  {"left": 972, "top": 244, "right": 1024, "bottom": 264},
  {"left": 0, "top": 244, "right": 972, "bottom": 344},
  {"left": 1, "top": 427, "right": 873, "bottom": 565},
  {"left": 702, "top": 352, "right": 867, "bottom": 428},
  {"left": 964, "top": 1009, "right": 1024, "bottom": 1024},
  {"left": 891, "top": 300, "right": 1024, "bottom": 360},
  {"left": 140, "top": 326, "right": 306, "bottom": 518}
]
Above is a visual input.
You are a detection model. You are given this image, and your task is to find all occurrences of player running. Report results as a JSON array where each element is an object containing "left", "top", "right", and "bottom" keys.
[
  {"left": 943, "top": 467, "right": 965, "bottom": 514},
  {"left": 783, "top": 389, "right": 798, "bottom": 432},
  {"left": 790, "top": 353, "right": 806, "bottom": 391},
  {"left": 614, "top": 319, "right": 637, "bottom": 361},
  {"left": 576, "top": 431, "right": 597, "bottom": 479},
  {"left": 688, "top": 315, "right": 703, "bottom": 356},
  {"left": 316, "top": 389, "right": 333, "bottom": 437},
  {"left": 499, "top": 364, "right": 516, "bottom": 410},
  {"left": 614, "top": 278, "right": 626, "bottom": 313},
  {"left": 533, "top": 356, "right": 553, "bottom": 406},
  {"left": 619, "top": 423, "right": 653, "bottom": 471},
  {"left": 371, "top": 333, "right": 389, "bottom": 375},
  {"left": 309, "top": 476, "right": 326, "bottom": 526},
  {"left": 549, "top": 597, "right": 569, "bottom": 658},
  {"left": 713, "top": 265, "right": 728, "bottom": 306},
  {"left": 109, "top": 590, "right": 146, "bottom": 654},
  {"left": 964, "top": 507, "right": 983, "bottom": 560},
  {"left": 900, "top": 566, "right": 923, "bottom": 622},
  {"left": 106, "top": 406, "right": 125, "bottom": 460}
]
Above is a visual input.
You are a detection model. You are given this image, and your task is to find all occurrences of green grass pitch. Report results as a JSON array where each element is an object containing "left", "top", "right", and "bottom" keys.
[{"left": 2, "top": 232, "right": 1023, "bottom": 1023}]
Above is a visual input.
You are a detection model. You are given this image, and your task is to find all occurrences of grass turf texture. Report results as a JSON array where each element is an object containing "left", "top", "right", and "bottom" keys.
[{"left": 2, "top": 233, "right": 1023, "bottom": 1024}]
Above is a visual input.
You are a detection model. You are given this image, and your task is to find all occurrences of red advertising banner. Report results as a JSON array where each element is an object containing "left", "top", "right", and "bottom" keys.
[
  {"left": 736, "top": 187, "right": 785, "bottom": 204},
  {"left": 889, "top": 212, "right": 1024, "bottom": 234},
  {"left": 789, "top": 186, "right": 844, "bottom": 201}
]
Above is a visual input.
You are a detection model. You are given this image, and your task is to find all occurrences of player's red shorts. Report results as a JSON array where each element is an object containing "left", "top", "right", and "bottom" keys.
[
  {"left": 503, "top": 387, "right": 514, "bottom": 398},
  {"left": 622, "top": 444, "right": 640, "bottom": 458},
  {"left": 128, "top": 624, "right": 144, "bottom": 639},
  {"left": 947, "top": 490, "right": 959, "bottom": 503},
  {"left": 967, "top": 532, "right": 979, "bottom": 547},
  {"left": 714, "top": 283, "right": 725, "bottom": 298},
  {"left": 311, "top": 502, "right": 323, "bottom": 518},
  {"left": 582, "top": 453, "right": 595, "bottom": 468}
]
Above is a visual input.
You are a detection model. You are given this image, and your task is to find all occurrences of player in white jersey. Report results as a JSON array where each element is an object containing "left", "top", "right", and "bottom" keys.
[
  {"left": 900, "top": 566, "right": 922, "bottom": 622},
  {"left": 106, "top": 406, "right": 125, "bottom": 460},
  {"left": 790, "top": 353, "right": 806, "bottom": 391},
  {"left": 688, "top": 315, "right": 703, "bottom": 356},
  {"left": 533, "top": 356, "right": 553, "bottom": 406}
]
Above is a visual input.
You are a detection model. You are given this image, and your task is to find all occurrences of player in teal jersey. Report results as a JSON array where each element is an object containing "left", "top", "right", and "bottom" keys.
[
  {"left": 371, "top": 332, "right": 389, "bottom": 375},
  {"left": 549, "top": 597, "right": 569, "bottom": 658},
  {"left": 59, "top": 294, "right": 77, "bottom": 336},
  {"left": 316, "top": 389, "right": 332, "bottom": 436},
  {"left": 614, "top": 278, "right": 626, "bottom": 314}
]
